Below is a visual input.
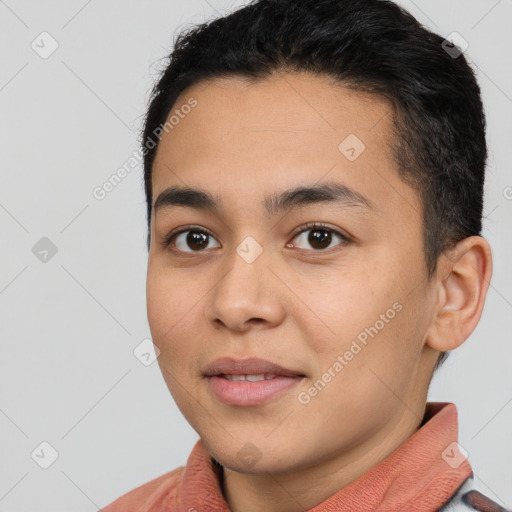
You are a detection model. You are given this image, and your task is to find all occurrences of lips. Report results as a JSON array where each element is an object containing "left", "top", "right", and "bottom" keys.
[
  {"left": 203, "top": 357, "right": 306, "bottom": 406},
  {"left": 203, "top": 357, "right": 305, "bottom": 378}
]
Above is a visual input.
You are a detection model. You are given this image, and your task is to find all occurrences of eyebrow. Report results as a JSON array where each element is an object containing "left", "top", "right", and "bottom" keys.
[{"left": 153, "top": 181, "right": 375, "bottom": 216}]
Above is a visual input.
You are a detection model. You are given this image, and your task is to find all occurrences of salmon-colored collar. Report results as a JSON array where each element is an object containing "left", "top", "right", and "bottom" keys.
[{"left": 177, "top": 402, "right": 472, "bottom": 512}]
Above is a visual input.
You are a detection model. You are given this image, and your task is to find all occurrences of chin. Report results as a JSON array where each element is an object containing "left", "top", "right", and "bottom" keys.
[
  {"left": 217, "top": 454, "right": 294, "bottom": 476},
  {"left": 202, "top": 435, "right": 305, "bottom": 476}
]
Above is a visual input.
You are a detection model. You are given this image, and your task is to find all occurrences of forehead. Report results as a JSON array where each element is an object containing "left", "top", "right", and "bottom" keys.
[{"left": 151, "top": 71, "right": 420, "bottom": 221}]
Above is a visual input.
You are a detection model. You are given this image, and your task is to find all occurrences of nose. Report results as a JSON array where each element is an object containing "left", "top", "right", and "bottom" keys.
[{"left": 204, "top": 242, "right": 286, "bottom": 333}]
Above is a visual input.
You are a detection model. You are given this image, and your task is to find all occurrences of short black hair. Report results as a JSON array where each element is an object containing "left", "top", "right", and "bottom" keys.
[{"left": 141, "top": 0, "right": 487, "bottom": 369}]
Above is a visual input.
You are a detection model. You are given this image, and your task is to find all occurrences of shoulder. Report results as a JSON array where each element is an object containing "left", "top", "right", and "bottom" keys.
[
  {"left": 440, "top": 476, "right": 511, "bottom": 512},
  {"left": 101, "top": 466, "right": 185, "bottom": 512}
]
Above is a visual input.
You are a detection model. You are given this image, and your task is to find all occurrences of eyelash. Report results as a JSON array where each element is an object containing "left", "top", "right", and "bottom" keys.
[{"left": 161, "top": 222, "right": 351, "bottom": 255}]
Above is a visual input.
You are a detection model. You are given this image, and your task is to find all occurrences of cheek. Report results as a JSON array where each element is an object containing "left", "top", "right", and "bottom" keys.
[
  {"left": 147, "top": 259, "right": 195, "bottom": 327},
  {"left": 146, "top": 268, "right": 198, "bottom": 365},
  {"left": 147, "top": 273, "right": 200, "bottom": 415},
  {"left": 302, "top": 277, "right": 384, "bottom": 351},
  {"left": 304, "top": 265, "right": 416, "bottom": 375},
  {"left": 147, "top": 269, "right": 210, "bottom": 428}
]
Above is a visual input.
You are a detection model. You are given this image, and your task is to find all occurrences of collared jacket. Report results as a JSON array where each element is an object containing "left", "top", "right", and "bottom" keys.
[{"left": 102, "top": 402, "right": 510, "bottom": 511}]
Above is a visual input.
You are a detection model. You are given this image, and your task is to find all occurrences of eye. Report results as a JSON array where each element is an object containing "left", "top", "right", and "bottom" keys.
[
  {"left": 161, "top": 222, "right": 351, "bottom": 254},
  {"left": 162, "top": 226, "right": 221, "bottom": 253},
  {"left": 287, "top": 222, "right": 351, "bottom": 252}
]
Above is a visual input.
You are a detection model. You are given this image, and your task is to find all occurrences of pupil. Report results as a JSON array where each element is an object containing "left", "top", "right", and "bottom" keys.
[
  {"left": 187, "top": 231, "right": 208, "bottom": 251},
  {"left": 309, "top": 229, "right": 331, "bottom": 249}
]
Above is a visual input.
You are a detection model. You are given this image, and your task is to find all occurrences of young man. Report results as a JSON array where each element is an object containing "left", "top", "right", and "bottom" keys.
[{"left": 103, "top": 0, "right": 508, "bottom": 510}]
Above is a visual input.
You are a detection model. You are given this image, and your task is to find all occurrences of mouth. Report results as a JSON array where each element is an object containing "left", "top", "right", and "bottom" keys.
[
  {"left": 221, "top": 373, "right": 279, "bottom": 381},
  {"left": 203, "top": 356, "right": 305, "bottom": 378},
  {"left": 203, "top": 357, "right": 306, "bottom": 406}
]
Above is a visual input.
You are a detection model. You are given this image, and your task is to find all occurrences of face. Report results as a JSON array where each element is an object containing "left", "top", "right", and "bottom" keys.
[{"left": 146, "top": 71, "right": 440, "bottom": 475}]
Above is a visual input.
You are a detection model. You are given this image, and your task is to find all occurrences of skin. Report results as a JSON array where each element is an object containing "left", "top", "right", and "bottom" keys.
[{"left": 146, "top": 71, "right": 492, "bottom": 512}]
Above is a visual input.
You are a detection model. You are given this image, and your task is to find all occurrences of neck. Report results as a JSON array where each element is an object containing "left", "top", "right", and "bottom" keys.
[{"left": 222, "top": 403, "right": 424, "bottom": 512}]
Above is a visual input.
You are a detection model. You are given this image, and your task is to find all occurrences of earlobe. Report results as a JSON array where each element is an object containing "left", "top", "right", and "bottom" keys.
[{"left": 426, "top": 236, "right": 493, "bottom": 353}]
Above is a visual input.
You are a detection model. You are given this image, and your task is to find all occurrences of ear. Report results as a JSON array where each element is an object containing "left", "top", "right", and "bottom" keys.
[{"left": 426, "top": 236, "right": 493, "bottom": 352}]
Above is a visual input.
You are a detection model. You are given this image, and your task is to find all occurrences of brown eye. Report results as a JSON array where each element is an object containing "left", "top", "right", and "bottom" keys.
[
  {"left": 183, "top": 231, "right": 209, "bottom": 251},
  {"left": 308, "top": 228, "right": 332, "bottom": 249},
  {"left": 165, "top": 228, "right": 221, "bottom": 253},
  {"left": 289, "top": 223, "right": 350, "bottom": 251}
]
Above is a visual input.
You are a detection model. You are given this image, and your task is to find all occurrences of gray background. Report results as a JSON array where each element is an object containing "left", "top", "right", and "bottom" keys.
[{"left": 0, "top": 0, "right": 510, "bottom": 510}]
